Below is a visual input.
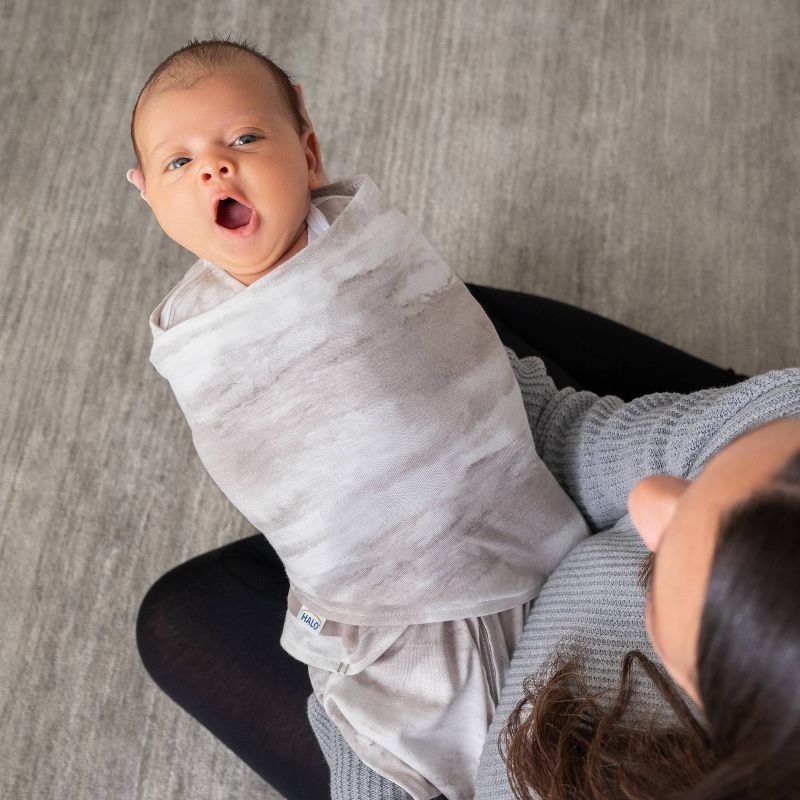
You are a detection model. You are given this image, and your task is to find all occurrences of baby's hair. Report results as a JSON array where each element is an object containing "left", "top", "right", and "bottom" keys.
[{"left": 130, "top": 36, "right": 307, "bottom": 166}]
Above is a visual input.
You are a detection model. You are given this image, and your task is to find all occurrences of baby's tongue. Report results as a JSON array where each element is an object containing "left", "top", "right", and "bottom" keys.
[{"left": 217, "top": 198, "right": 252, "bottom": 229}]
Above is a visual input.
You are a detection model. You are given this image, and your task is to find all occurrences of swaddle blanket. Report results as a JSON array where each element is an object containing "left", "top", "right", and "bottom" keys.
[{"left": 149, "top": 175, "right": 588, "bottom": 627}]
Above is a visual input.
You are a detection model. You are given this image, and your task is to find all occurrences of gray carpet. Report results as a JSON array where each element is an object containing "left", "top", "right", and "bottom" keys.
[{"left": 1, "top": 1, "right": 798, "bottom": 798}]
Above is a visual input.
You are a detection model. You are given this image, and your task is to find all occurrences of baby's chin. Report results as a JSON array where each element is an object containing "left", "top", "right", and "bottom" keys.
[{"left": 208, "top": 225, "right": 310, "bottom": 286}]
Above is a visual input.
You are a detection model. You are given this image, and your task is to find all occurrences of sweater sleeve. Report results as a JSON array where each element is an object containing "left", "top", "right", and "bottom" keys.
[{"left": 508, "top": 349, "right": 800, "bottom": 531}]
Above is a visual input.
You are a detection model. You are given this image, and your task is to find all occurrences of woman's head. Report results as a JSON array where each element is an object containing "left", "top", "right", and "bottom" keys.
[
  {"left": 502, "top": 418, "right": 800, "bottom": 799},
  {"left": 694, "top": 445, "right": 800, "bottom": 795},
  {"left": 627, "top": 418, "right": 800, "bottom": 705}
]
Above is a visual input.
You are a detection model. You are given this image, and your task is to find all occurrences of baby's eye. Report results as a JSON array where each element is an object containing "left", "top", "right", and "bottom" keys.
[
  {"left": 167, "top": 156, "right": 191, "bottom": 171},
  {"left": 233, "top": 133, "right": 259, "bottom": 146}
]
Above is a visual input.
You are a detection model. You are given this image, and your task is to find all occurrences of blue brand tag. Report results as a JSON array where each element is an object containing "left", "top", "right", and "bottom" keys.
[{"left": 297, "top": 606, "right": 326, "bottom": 635}]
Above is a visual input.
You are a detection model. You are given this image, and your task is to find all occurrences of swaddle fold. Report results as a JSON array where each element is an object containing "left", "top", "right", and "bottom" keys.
[{"left": 150, "top": 175, "right": 588, "bottom": 626}]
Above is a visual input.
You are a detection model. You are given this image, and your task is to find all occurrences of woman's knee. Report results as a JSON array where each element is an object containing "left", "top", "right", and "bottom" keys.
[{"left": 135, "top": 558, "right": 211, "bottom": 686}]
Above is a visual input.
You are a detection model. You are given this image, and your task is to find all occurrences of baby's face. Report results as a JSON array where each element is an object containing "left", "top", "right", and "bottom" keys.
[{"left": 134, "top": 61, "right": 323, "bottom": 284}]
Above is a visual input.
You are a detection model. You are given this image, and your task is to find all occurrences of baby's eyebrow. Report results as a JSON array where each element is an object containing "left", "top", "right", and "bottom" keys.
[{"left": 147, "top": 139, "right": 178, "bottom": 159}]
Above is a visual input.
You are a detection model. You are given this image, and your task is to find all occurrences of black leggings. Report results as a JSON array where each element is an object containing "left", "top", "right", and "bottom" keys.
[{"left": 136, "top": 286, "right": 744, "bottom": 800}]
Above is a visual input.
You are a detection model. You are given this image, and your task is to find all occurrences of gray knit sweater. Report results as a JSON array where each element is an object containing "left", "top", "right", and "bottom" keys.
[{"left": 308, "top": 352, "right": 800, "bottom": 800}]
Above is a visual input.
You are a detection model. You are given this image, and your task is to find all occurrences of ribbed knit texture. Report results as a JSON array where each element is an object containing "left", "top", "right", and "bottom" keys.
[{"left": 309, "top": 354, "right": 800, "bottom": 799}]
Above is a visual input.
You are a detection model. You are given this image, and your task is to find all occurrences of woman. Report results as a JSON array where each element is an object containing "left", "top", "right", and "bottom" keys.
[
  {"left": 493, "top": 360, "right": 800, "bottom": 800},
  {"left": 136, "top": 286, "right": 800, "bottom": 799}
]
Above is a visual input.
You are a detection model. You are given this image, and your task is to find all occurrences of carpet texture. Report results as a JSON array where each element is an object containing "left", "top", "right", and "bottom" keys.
[{"left": 1, "top": 1, "right": 798, "bottom": 798}]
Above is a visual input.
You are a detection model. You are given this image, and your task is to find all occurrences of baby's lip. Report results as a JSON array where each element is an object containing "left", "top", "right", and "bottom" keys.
[{"left": 213, "top": 194, "right": 253, "bottom": 230}]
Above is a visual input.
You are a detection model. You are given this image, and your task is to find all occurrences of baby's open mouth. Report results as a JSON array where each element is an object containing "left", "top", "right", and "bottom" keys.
[{"left": 216, "top": 197, "right": 252, "bottom": 230}]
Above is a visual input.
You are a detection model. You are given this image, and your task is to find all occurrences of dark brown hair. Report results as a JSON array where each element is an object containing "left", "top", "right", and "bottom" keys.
[
  {"left": 130, "top": 37, "right": 306, "bottom": 166},
  {"left": 501, "top": 448, "right": 800, "bottom": 800}
]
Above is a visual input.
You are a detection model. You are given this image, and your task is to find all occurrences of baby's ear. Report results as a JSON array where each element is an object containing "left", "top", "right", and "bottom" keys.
[
  {"left": 294, "top": 84, "right": 329, "bottom": 187},
  {"left": 126, "top": 168, "right": 149, "bottom": 203}
]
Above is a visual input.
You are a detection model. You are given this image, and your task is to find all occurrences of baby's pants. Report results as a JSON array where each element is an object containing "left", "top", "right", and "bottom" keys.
[{"left": 281, "top": 591, "right": 528, "bottom": 800}]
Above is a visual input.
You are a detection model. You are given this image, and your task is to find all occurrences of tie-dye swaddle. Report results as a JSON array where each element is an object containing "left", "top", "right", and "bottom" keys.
[{"left": 149, "top": 175, "right": 588, "bottom": 627}]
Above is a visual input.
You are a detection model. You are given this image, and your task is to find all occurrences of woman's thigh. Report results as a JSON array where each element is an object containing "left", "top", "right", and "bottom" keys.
[
  {"left": 466, "top": 284, "right": 746, "bottom": 399},
  {"left": 136, "top": 534, "right": 329, "bottom": 800}
]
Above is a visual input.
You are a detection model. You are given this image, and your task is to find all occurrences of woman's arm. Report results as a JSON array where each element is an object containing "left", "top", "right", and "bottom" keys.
[{"left": 509, "top": 350, "right": 800, "bottom": 531}]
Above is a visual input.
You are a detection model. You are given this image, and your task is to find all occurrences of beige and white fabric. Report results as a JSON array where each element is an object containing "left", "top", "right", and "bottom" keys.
[{"left": 149, "top": 175, "right": 588, "bottom": 628}]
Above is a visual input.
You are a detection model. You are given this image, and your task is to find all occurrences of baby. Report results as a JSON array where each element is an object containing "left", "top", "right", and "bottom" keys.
[{"left": 128, "top": 38, "right": 588, "bottom": 800}]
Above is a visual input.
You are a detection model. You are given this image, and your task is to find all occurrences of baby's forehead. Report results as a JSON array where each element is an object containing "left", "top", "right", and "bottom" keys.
[
  {"left": 146, "top": 54, "right": 275, "bottom": 102},
  {"left": 134, "top": 57, "right": 280, "bottom": 133}
]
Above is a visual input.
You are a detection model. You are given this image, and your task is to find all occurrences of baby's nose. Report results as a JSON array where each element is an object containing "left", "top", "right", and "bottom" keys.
[{"left": 201, "top": 158, "right": 233, "bottom": 181}]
